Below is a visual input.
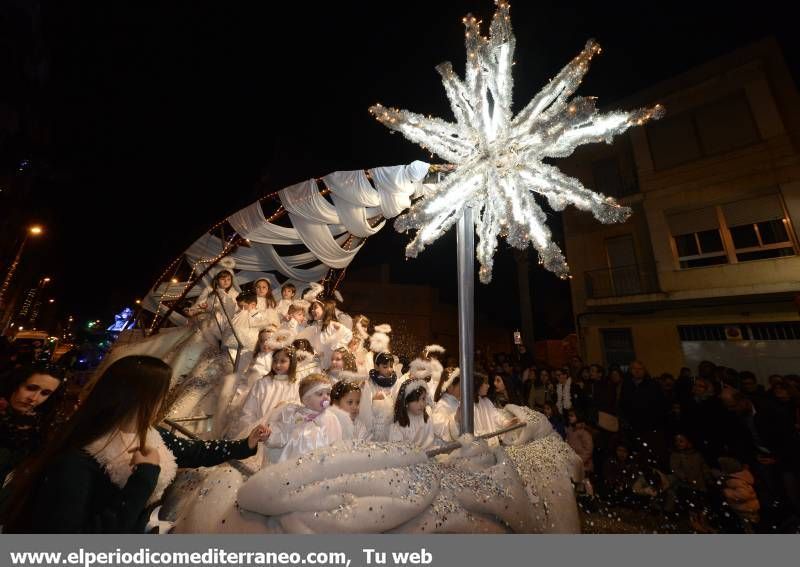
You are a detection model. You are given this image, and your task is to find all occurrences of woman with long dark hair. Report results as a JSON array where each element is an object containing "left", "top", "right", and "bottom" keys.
[
  {"left": 0, "top": 364, "right": 67, "bottom": 485},
  {"left": 491, "top": 372, "right": 523, "bottom": 408},
  {"left": 2, "top": 355, "right": 267, "bottom": 533}
]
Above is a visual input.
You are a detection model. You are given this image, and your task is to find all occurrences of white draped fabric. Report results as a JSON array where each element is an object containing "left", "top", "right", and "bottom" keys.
[{"left": 144, "top": 161, "right": 429, "bottom": 319}]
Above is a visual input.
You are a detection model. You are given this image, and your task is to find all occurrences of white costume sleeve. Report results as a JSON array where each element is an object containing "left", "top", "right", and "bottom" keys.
[{"left": 432, "top": 395, "right": 461, "bottom": 443}]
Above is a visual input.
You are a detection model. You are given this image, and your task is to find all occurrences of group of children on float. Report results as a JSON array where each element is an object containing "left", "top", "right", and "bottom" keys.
[{"left": 187, "top": 269, "right": 520, "bottom": 470}]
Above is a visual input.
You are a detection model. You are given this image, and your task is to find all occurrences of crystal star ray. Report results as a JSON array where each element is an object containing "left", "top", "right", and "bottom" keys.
[{"left": 370, "top": 0, "right": 664, "bottom": 283}]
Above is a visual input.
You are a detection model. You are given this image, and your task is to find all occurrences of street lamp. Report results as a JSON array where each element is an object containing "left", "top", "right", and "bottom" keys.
[{"left": 0, "top": 225, "right": 46, "bottom": 331}]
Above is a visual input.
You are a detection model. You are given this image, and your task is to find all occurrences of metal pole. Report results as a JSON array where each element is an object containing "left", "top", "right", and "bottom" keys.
[{"left": 457, "top": 206, "right": 475, "bottom": 435}]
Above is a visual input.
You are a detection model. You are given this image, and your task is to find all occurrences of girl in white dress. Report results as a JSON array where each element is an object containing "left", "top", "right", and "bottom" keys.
[
  {"left": 358, "top": 352, "right": 402, "bottom": 442},
  {"left": 291, "top": 339, "right": 322, "bottom": 381},
  {"left": 473, "top": 373, "right": 519, "bottom": 447},
  {"left": 432, "top": 367, "right": 461, "bottom": 444},
  {"left": 234, "top": 347, "right": 300, "bottom": 438},
  {"left": 275, "top": 283, "right": 297, "bottom": 322},
  {"left": 347, "top": 315, "right": 372, "bottom": 374},
  {"left": 304, "top": 300, "right": 353, "bottom": 370},
  {"left": 188, "top": 269, "right": 240, "bottom": 345},
  {"left": 265, "top": 374, "right": 342, "bottom": 464},
  {"left": 327, "top": 347, "right": 357, "bottom": 383},
  {"left": 388, "top": 379, "right": 435, "bottom": 449},
  {"left": 328, "top": 377, "right": 370, "bottom": 441},
  {"left": 253, "top": 278, "right": 280, "bottom": 329}
]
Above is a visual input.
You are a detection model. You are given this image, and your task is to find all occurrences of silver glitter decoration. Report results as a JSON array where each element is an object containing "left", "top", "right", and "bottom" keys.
[{"left": 370, "top": 0, "right": 664, "bottom": 282}]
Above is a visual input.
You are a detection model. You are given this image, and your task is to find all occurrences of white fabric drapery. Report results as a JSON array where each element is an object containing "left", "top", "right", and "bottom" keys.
[{"left": 144, "top": 161, "right": 429, "bottom": 319}]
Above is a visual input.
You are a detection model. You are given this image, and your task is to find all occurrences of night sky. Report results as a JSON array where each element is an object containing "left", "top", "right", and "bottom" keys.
[{"left": 2, "top": 0, "right": 797, "bottom": 338}]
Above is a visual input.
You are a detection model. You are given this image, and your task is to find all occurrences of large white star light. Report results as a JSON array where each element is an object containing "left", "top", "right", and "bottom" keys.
[{"left": 370, "top": 1, "right": 664, "bottom": 283}]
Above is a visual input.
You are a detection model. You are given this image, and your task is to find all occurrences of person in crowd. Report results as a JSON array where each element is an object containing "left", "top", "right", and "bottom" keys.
[
  {"left": 388, "top": 379, "right": 435, "bottom": 449},
  {"left": 234, "top": 347, "right": 299, "bottom": 438},
  {"left": 527, "top": 368, "right": 554, "bottom": 409},
  {"left": 620, "top": 360, "right": 667, "bottom": 468},
  {"left": 739, "top": 371, "right": 767, "bottom": 409},
  {"left": 541, "top": 401, "right": 566, "bottom": 439},
  {"left": 265, "top": 374, "right": 341, "bottom": 464},
  {"left": 358, "top": 352, "right": 402, "bottom": 442},
  {"left": 187, "top": 269, "right": 239, "bottom": 325},
  {"left": 252, "top": 278, "right": 280, "bottom": 328},
  {"left": 305, "top": 299, "right": 352, "bottom": 370},
  {"left": 328, "top": 377, "right": 369, "bottom": 441},
  {"left": 566, "top": 409, "right": 594, "bottom": 477},
  {"left": 2, "top": 356, "right": 266, "bottom": 533},
  {"left": 1, "top": 364, "right": 67, "bottom": 486},
  {"left": 432, "top": 368, "right": 461, "bottom": 443},
  {"left": 669, "top": 433, "right": 712, "bottom": 532},
  {"left": 602, "top": 443, "right": 636, "bottom": 503},
  {"left": 276, "top": 283, "right": 297, "bottom": 322},
  {"left": 491, "top": 372, "right": 523, "bottom": 408}
]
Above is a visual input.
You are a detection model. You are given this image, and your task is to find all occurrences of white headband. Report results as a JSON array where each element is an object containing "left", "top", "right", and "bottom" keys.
[
  {"left": 403, "top": 379, "right": 428, "bottom": 400},
  {"left": 440, "top": 368, "right": 461, "bottom": 392},
  {"left": 301, "top": 382, "right": 331, "bottom": 401}
]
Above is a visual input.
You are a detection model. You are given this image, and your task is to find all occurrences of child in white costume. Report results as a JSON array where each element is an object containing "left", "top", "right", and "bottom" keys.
[
  {"left": 222, "top": 293, "right": 264, "bottom": 371},
  {"left": 327, "top": 347, "right": 358, "bottom": 384},
  {"left": 234, "top": 347, "right": 300, "bottom": 439},
  {"left": 347, "top": 315, "right": 372, "bottom": 374},
  {"left": 188, "top": 269, "right": 239, "bottom": 345},
  {"left": 473, "top": 373, "right": 519, "bottom": 447},
  {"left": 358, "top": 352, "right": 403, "bottom": 442},
  {"left": 388, "top": 379, "right": 436, "bottom": 449},
  {"left": 328, "top": 375, "right": 370, "bottom": 441},
  {"left": 432, "top": 368, "right": 462, "bottom": 443},
  {"left": 275, "top": 283, "right": 297, "bottom": 323},
  {"left": 303, "top": 299, "right": 352, "bottom": 370},
  {"left": 266, "top": 374, "right": 343, "bottom": 464},
  {"left": 282, "top": 302, "right": 308, "bottom": 337},
  {"left": 252, "top": 278, "right": 280, "bottom": 329}
]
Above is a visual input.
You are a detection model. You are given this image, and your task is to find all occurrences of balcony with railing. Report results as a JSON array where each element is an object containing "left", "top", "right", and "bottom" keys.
[{"left": 585, "top": 264, "right": 661, "bottom": 300}]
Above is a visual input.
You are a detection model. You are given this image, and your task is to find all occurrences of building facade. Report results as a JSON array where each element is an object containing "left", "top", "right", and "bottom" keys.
[{"left": 562, "top": 38, "right": 800, "bottom": 380}]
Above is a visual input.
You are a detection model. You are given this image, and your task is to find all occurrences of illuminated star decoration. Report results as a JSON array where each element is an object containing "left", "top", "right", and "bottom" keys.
[{"left": 370, "top": 1, "right": 664, "bottom": 283}]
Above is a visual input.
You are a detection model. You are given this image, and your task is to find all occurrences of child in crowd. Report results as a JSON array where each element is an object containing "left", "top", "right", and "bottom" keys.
[
  {"left": 388, "top": 379, "right": 435, "bottom": 449},
  {"left": 292, "top": 338, "right": 321, "bottom": 380},
  {"left": 348, "top": 315, "right": 372, "bottom": 373},
  {"left": 669, "top": 433, "right": 713, "bottom": 532},
  {"left": 283, "top": 303, "right": 308, "bottom": 336},
  {"left": 276, "top": 283, "right": 296, "bottom": 322},
  {"left": 566, "top": 409, "right": 595, "bottom": 496},
  {"left": 358, "top": 352, "right": 402, "bottom": 441},
  {"left": 189, "top": 269, "right": 239, "bottom": 344},
  {"left": 307, "top": 300, "right": 352, "bottom": 370},
  {"left": 541, "top": 402, "right": 566, "bottom": 439},
  {"left": 235, "top": 347, "right": 300, "bottom": 439},
  {"left": 329, "top": 377, "right": 370, "bottom": 441},
  {"left": 602, "top": 443, "right": 636, "bottom": 503},
  {"left": 327, "top": 347, "right": 358, "bottom": 382},
  {"left": 473, "top": 373, "right": 518, "bottom": 447},
  {"left": 432, "top": 367, "right": 461, "bottom": 443},
  {"left": 266, "top": 374, "right": 342, "bottom": 464},
  {"left": 222, "top": 293, "right": 262, "bottom": 370},
  {"left": 253, "top": 278, "right": 280, "bottom": 328}
]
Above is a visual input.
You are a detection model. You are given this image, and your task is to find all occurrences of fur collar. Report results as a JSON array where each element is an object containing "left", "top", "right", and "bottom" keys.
[{"left": 84, "top": 427, "right": 177, "bottom": 506}]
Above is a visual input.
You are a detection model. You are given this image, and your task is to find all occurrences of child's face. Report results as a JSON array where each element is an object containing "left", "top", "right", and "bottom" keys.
[
  {"left": 310, "top": 303, "right": 323, "bottom": 321},
  {"left": 259, "top": 334, "right": 271, "bottom": 350},
  {"left": 272, "top": 353, "right": 291, "bottom": 375},
  {"left": 543, "top": 405, "right": 553, "bottom": 417},
  {"left": 674, "top": 435, "right": 690, "bottom": 451},
  {"left": 243, "top": 301, "right": 257, "bottom": 312},
  {"left": 218, "top": 274, "right": 232, "bottom": 290},
  {"left": 255, "top": 280, "right": 269, "bottom": 298},
  {"left": 377, "top": 362, "right": 393, "bottom": 378},
  {"left": 330, "top": 351, "right": 344, "bottom": 370},
  {"left": 407, "top": 395, "right": 426, "bottom": 416},
  {"left": 282, "top": 287, "right": 295, "bottom": 300},
  {"left": 291, "top": 310, "right": 306, "bottom": 324},
  {"left": 335, "top": 390, "right": 361, "bottom": 419},
  {"left": 479, "top": 380, "right": 490, "bottom": 397},
  {"left": 493, "top": 375, "right": 505, "bottom": 393},
  {"left": 304, "top": 388, "right": 330, "bottom": 412}
]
